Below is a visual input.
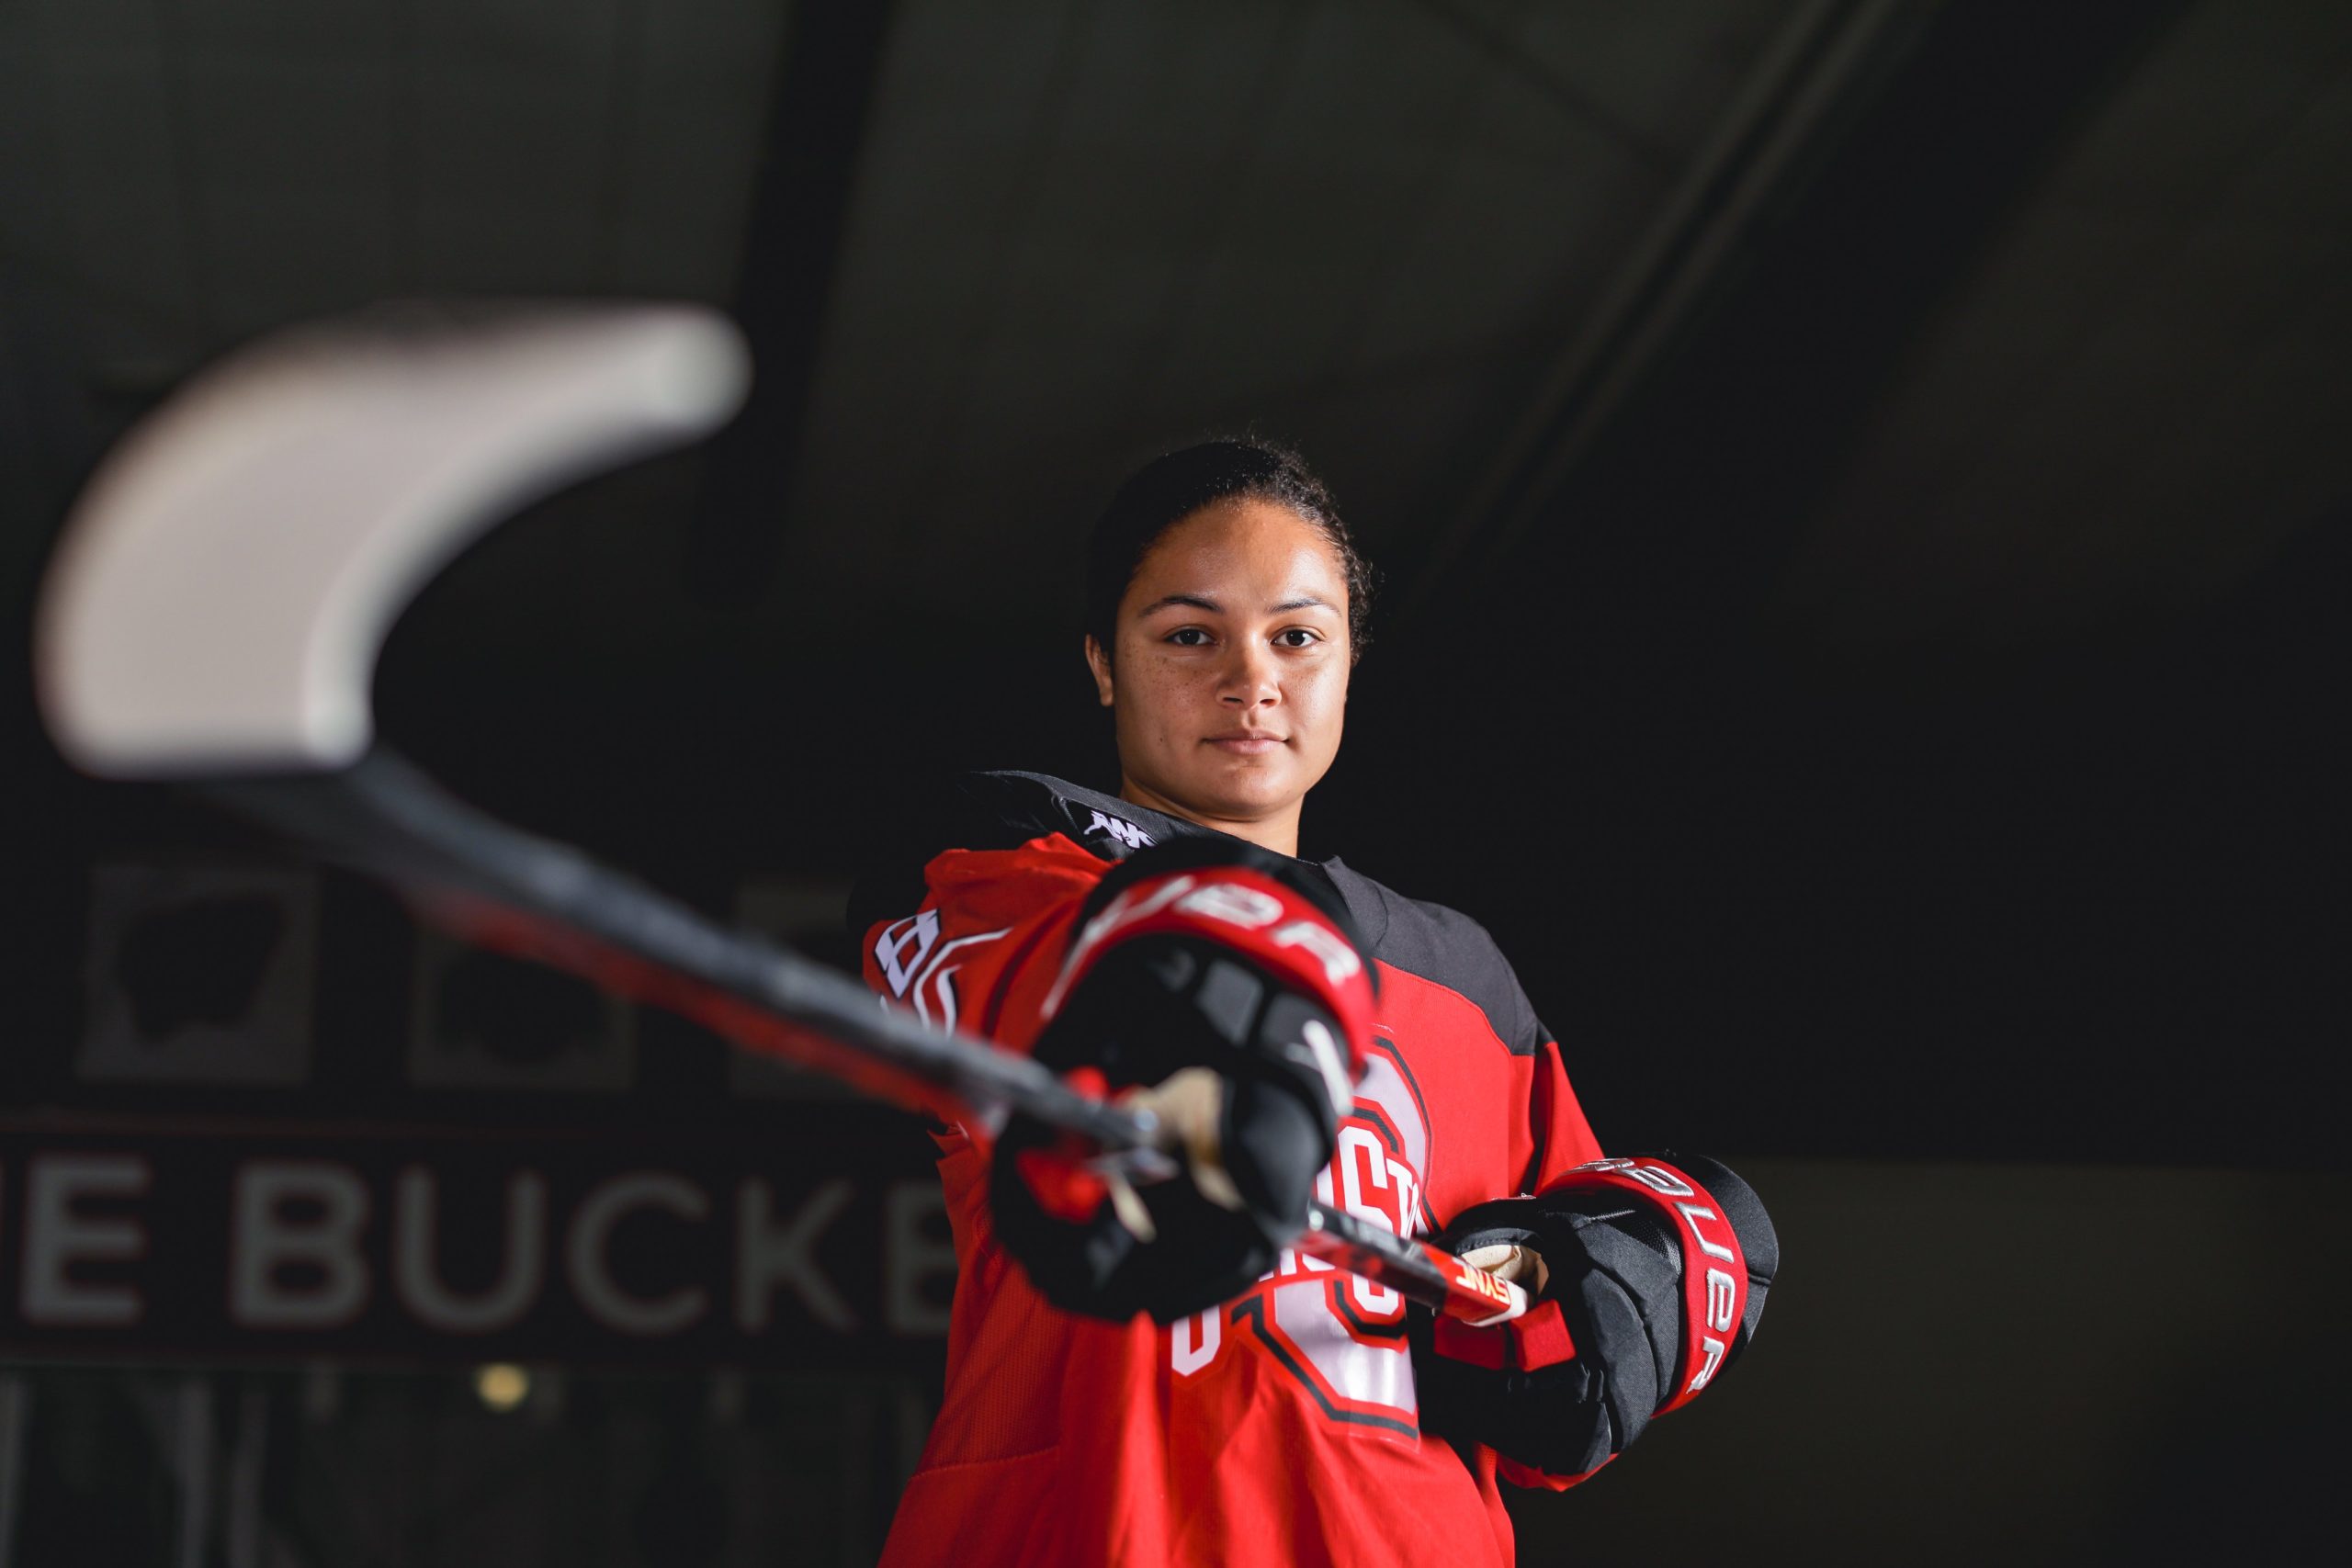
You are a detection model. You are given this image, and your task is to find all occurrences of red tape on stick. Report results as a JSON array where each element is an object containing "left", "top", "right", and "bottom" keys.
[{"left": 1430, "top": 1297, "right": 1575, "bottom": 1371}]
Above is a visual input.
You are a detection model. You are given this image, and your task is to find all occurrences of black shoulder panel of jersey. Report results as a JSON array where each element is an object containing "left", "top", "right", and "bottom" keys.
[
  {"left": 1321, "top": 861, "right": 1552, "bottom": 1058},
  {"left": 844, "top": 771, "right": 1206, "bottom": 943}
]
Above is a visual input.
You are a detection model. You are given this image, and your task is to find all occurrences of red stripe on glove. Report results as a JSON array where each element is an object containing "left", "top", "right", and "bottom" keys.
[
  {"left": 1558, "top": 1157, "right": 1749, "bottom": 1414},
  {"left": 1045, "top": 867, "right": 1377, "bottom": 1081}
]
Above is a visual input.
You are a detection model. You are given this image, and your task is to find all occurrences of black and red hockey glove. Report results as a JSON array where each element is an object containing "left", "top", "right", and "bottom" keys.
[
  {"left": 1409, "top": 1155, "right": 1779, "bottom": 1481},
  {"left": 989, "top": 838, "right": 1377, "bottom": 1323}
]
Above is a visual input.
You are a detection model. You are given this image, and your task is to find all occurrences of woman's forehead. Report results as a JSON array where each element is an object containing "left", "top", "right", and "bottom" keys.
[{"left": 1128, "top": 499, "right": 1348, "bottom": 605}]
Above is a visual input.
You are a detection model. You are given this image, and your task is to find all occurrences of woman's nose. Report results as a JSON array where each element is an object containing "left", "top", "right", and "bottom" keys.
[{"left": 1219, "top": 640, "right": 1280, "bottom": 706}]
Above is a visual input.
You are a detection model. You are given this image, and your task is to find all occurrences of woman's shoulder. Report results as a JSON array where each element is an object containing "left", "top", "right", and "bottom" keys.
[
  {"left": 1322, "top": 861, "right": 1550, "bottom": 1057},
  {"left": 844, "top": 771, "right": 1195, "bottom": 939}
]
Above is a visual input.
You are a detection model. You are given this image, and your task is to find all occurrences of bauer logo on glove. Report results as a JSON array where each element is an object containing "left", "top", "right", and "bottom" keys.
[{"left": 1412, "top": 1154, "right": 1781, "bottom": 1482}]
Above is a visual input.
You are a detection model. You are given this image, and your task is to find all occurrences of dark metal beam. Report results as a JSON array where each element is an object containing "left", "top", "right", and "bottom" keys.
[
  {"left": 1401, "top": 0, "right": 2195, "bottom": 636},
  {"left": 1396, "top": 0, "right": 1919, "bottom": 622},
  {"left": 685, "top": 0, "right": 900, "bottom": 610}
]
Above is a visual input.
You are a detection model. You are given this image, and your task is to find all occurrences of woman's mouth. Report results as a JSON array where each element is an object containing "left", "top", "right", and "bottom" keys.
[{"left": 1206, "top": 732, "right": 1285, "bottom": 755}]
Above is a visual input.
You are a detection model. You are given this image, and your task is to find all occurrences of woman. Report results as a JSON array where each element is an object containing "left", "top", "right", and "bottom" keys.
[{"left": 850, "top": 440, "right": 1775, "bottom": 1568}]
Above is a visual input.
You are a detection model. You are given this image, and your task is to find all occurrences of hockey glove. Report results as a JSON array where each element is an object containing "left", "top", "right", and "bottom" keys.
[
  {"left": 1410, "top": 1155, "right": 1779, "bottom": 1482},
  {"left": 990, "top": 839, "right": 1377, "bottom": 1324}
]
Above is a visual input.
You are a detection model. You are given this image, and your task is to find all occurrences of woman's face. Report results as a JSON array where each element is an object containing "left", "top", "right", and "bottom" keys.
[{"left": 1087, "top": 497, "right": 1351, "bottom": 846}]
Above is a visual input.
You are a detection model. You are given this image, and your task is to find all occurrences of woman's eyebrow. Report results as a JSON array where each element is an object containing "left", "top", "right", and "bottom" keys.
[{"left": 1137, "top": 592, "right": 1222, "bottom": 615}]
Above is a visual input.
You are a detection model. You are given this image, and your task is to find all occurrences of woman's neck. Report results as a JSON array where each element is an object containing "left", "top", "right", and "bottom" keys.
[{"left": 1118, "top": 776, "right": 1301, "bottom": 859}]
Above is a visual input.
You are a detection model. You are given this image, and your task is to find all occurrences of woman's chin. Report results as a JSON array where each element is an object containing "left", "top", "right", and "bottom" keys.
[{"left": 1179, "top": 766, "right": 1307, "bottom": 821}]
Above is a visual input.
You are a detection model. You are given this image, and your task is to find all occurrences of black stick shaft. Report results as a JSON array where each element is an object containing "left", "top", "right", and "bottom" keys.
[{"left": 213, "top": 750, "right": 1518, "bottom": 1323}]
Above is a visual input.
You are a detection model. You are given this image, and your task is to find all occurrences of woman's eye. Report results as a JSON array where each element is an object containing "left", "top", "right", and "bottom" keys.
[
  {"left": 1166, "top": 627, "right": 1211, "bottom": 647},
  {"left": 1274, "top": 628, "right": 1322, "bottom": 649}
]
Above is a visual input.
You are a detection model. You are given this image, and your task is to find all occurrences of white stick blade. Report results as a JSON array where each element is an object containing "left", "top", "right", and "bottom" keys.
[{"left": 36, "top": 302, "right": 752, "bottom": 778}]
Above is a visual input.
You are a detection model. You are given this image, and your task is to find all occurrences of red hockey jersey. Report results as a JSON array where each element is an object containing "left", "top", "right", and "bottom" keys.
[{"left": 852, "top": 773, "right": 1604, "bottom": 1568}]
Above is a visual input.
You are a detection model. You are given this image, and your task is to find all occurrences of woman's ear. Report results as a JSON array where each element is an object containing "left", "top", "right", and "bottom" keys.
[{"left": 1083, "top": 636, "right": 1115, "bottom": 708}]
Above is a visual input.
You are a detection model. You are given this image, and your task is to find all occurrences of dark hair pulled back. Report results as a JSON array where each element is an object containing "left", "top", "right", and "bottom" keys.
[{"left": 1083, "top": 438, "right": 1374, "bottom": 664}]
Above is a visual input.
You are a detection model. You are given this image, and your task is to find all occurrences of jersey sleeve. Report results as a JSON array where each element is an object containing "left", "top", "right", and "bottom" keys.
[
  {"left": 1520, "top": 1036, "right": 1604, "bottom": 1192},
  {"left": 856, "top": 833, "right": 1107, "bottom": 1060},
  {"left": 1500, "top": 981, "right": 1613, "bottom": 1492},
  {"left": 1446, "top": 911, "right": 1601, "bottom": 1200},
  {"left": 848, "top": 773, "right": 1159, "bottom": 1081}
]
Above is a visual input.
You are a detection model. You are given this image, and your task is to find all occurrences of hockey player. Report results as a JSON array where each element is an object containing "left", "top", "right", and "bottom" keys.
[{"left": 852, "top": 440, "right": 1776, "bottom": 1567}]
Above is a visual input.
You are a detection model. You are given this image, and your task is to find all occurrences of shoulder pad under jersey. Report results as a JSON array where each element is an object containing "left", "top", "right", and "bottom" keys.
[
  {"left": 1319, "top": 862, "right": 1552, "bottom": 1060},
  {"left": 846, "top": 772, "right": 1204, "bottom": 942}
]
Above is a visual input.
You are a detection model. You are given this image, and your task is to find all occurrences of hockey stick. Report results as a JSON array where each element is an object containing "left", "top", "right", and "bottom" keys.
[{"left": 34, "top": 304, "right": 1527, "bottom": 1329}]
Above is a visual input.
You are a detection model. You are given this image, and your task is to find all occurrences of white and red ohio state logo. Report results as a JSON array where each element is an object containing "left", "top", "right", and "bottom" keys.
[{"left": 1168, "top": 1035, "right": 1432, "bottom": 1437}]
